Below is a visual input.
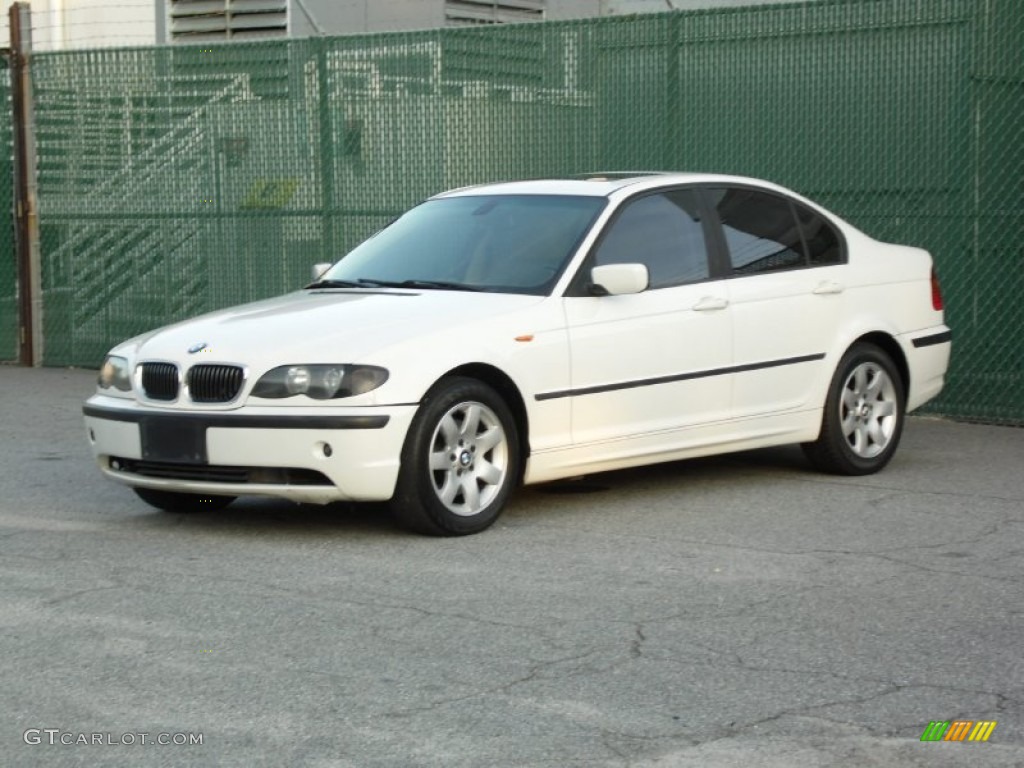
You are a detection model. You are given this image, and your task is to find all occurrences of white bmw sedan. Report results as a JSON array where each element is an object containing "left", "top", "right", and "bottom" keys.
[{"left": 84, "top": 173, "right": 951, "bottom": 535}]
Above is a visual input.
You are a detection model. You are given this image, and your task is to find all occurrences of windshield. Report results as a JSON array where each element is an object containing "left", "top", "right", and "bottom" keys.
[{"left": 318, "top": 194, "right": 606, "bottom": 295}]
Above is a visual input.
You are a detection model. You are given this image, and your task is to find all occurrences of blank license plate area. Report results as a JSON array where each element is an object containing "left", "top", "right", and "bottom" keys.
[{"left": 140, "top": 418, "right": 208, "bottom": 464}]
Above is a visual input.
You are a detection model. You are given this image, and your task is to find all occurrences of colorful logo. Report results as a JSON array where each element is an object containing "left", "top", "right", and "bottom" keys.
[{"left": 920, "top": 720, "right": 997, "bottom": 742}]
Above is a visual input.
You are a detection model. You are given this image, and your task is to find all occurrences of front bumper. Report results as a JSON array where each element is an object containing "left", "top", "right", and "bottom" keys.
[{"left": 83, "top": 396, "right": 417, "bottom": 504}]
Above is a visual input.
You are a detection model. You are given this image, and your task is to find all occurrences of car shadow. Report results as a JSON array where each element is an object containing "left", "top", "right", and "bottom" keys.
[
  {"left": 531, "top": 443, "right": 812, "bottom": 494},
  {"left": 124, "top": 498, "right": 409, "bottom": 539},
  {"left": 120, "top": 445, "right": 814, "bottom": 537}
]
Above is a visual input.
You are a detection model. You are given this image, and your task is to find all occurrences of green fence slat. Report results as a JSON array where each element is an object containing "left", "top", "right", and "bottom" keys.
[{"left": 26, "top": 0, "right": 1024, "bottom": 424}]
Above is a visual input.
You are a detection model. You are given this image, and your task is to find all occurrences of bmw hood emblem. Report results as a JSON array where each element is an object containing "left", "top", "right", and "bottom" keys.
[{"left": 188, "top": 342, "right": 208, "bottom": 354}]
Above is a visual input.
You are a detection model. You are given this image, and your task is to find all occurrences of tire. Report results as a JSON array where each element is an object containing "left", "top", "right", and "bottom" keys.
[
  {"left": 133, "top": 487, "right": 236, "bottom": 513},
  {"left": 803, "top": 343, "right": 905, "bottom": 475},
  {"left": 391, "top": 377, "right": 521, "bottom": 536}
]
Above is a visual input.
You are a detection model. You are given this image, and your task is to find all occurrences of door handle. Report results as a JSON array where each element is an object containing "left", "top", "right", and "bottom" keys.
[
  {"left": 813, "top": 281, "right": 844, "bottom": 295},
  {"left": 693, "top": 296, "right": 729, "bottom": 311}
]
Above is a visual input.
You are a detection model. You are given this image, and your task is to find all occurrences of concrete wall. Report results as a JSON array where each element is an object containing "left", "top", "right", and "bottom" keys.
[
  {"left": 292, "top": 0, "right": 445, "bottom": 37},
  {"left": 610, "top": 0, "right": 798, "bottom": 11},
  {"left": 295, "top": 0, "right": 815, "bottom": 35},
  {"left": 0, "top": 0, "right": 813, "bottom": 50}
]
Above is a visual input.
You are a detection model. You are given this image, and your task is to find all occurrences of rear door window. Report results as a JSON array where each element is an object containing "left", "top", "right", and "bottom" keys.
[
  {"left": 794, "top": 202, "right": 844, "bottom": 266},
  {"left": 705, "top": 187, "right": 805, "bottom": 275}
]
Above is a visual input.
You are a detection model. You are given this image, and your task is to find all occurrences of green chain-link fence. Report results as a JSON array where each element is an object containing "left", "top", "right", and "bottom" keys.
[
  {"left": 24, "top": 0, "right": 1024, "bottom": 423},
  {"left": 0, "top": 58, "right": 15, "bottom": 362}
]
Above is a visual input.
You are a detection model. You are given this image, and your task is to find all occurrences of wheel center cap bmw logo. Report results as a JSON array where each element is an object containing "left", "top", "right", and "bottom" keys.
[{"left": 188, "top": 342, "right": 208, "bottom": 354}]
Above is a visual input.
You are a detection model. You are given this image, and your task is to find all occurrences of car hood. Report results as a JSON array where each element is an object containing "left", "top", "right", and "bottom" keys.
[{"left": 120, "top": 289, "right": 546, "bottom": 365}]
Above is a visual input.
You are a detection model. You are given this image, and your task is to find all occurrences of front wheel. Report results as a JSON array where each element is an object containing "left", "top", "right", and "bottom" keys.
[
  {"left": 391, "top": 377, "right": 521, "bottom": 536},
  {"left": 133, "top": 487, "right": 236, "bottom": 513},
  {"left": 803, "top": 343, "right": 905, "bottom": 475}
]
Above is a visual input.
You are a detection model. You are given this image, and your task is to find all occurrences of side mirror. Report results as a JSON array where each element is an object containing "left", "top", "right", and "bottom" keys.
[
  {"left": 311, "top": 263, "right": 332, "bottom": 281},
  {"left": 589, "top": 263, "right": 649, "bottom": 296}
]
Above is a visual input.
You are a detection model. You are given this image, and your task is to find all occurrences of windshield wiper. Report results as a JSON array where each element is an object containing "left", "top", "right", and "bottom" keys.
[
  {"left": 305, "top": 278, "right": 365, "bottom": 289},
  {"left": 354, "top": 278, "right": 482, "bottom": 292},
  {"left": 308, "top": 277, "right": 482, "bottom": 292}
]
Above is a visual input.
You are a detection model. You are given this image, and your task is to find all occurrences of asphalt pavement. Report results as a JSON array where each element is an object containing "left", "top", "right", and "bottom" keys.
[{"left": 2, "top": 365, "right": 1022, "bottom": 767}]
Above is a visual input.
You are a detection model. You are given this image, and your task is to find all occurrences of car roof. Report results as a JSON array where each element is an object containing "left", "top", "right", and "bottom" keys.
[{"left": 434, "top": 172, "right": 795, "bottom": 199}]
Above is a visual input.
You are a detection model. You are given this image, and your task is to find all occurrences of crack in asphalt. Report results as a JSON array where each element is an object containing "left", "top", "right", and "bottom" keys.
[
  {"left": 631, "top": 625, "right": 646, "bottom": 659},
  {"left": 376, "top": 648, "right": 600, "bottom": 719},
  {"left": 520, "top": 511, "right": 1023, "bottom": 589},
  {"left": 783, "top": 474, "right": 1024, "bottom": 505},
  {"left": 43, "top": 582, "right": 127, "bottom": 607},
  {"left": 863, "top": 550, "right": 1024, "bottom": 583}
]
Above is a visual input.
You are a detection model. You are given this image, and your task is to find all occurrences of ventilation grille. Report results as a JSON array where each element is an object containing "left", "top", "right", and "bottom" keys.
[
  {"left": 113, "top": 458, "right": 332, "bottom": 486},
  {"left": 445, "top": 0, "right": 545, "bottom": 26},
  {"left": 187, "top": 364, "right": 245, "bottom": 403},
  {"left": 140, "top": 363, "right": 180, "bottom": 401},
  {"left": 169, "top": 0, "right": 287, "bottom": 42}
]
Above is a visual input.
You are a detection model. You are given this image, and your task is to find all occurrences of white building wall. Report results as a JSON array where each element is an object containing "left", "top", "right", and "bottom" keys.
[
  {"left": 606, "top": 0, "right": 797, "bottom": 12},
  {"left": 0, "top": 0, "right": 155, "bottom": 51}
]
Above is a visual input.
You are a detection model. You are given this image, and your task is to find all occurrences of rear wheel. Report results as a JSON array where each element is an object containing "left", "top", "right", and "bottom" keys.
[
  {"left": 391, "top": 377, "right": 520, "bottom": 536},
  {"left": 133, "top": 487, "right": 236, "bottom": 512},
  {"left": 803, "top": 343, "right": 905, "bottom": 475}
]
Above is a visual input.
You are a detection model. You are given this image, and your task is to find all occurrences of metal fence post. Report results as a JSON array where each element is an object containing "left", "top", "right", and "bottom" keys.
[
  {"left": 9, "top": 2, "right": 41, "bottom": 366},
  {"left": 316, "top": 38, "right": 337, "bottom": 263}
]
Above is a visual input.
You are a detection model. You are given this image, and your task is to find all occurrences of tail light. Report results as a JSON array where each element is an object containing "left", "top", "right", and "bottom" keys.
[{"left": 930, "top": 266, "right": 944, "bottom": 311}]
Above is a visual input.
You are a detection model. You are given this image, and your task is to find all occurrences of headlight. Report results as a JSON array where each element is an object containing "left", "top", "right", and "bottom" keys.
[
  {"left": 251, "top": 365, "right": 389, "bottom": 400},
  {"left": 97, "top": 355, "right": 133, "bottom": 393}
]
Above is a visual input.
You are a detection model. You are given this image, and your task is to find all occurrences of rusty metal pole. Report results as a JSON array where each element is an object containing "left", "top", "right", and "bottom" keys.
[{"left": 10, "top": 2, "right": 41, "bottom": 366}]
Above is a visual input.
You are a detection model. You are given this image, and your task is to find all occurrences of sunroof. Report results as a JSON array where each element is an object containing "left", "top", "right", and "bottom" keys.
[{"left": 571, "top": 171, "right": 669, "bottom": 181}]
